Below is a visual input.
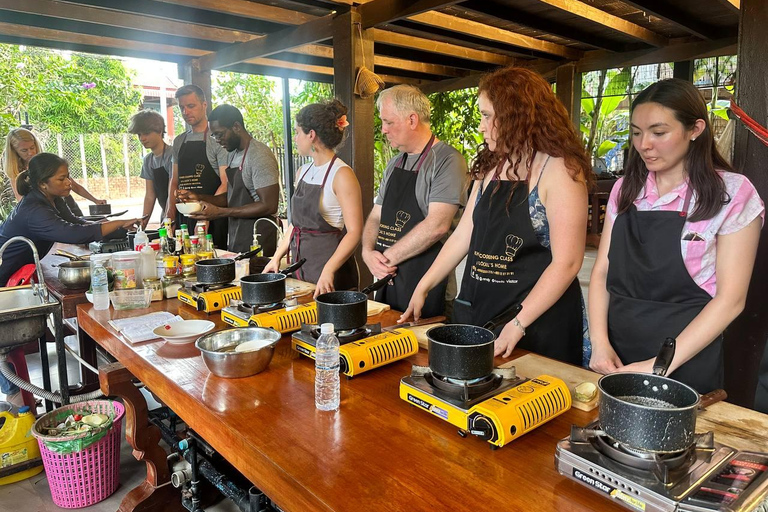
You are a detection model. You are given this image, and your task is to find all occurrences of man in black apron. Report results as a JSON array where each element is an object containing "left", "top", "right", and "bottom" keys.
[
  {"left": 606, "top": 188, "right": 723, "bottom": 394},
  {"left": 362, "top": 86, "right": 466, "bottom": 317},
  {"left": 289, "top": 155, "right": 358, "bottom": 290},
  {"left": 129, "top": 109, "right": 171, "bottom": 227},
  {"left": 181, "top": 105, "right": 279, "bottom": 254},
  {"left": 167, "top": 84, "right": 229, "bottom": 249},
  {"left": 453, "top": 171, "right": 583, "bottom": 365}
]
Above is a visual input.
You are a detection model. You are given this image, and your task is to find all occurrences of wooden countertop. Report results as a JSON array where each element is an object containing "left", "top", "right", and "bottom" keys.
[{"left": 77, "top": 298, "right": 768, "bottom": 512}]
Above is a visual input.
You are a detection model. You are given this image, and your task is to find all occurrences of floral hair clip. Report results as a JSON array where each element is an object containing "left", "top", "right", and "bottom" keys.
[{"left": 336, "top": 115, "right": 349, "bottom": 131}]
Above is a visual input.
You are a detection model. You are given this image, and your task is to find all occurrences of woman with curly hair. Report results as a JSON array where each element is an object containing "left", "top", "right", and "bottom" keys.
[
  {"left": 589, "top": 79, "right": 763, "bottom": 394},
  {"left": 263, "top": 99, "right": 362, "bottom": 297},
  {"left": 401, "top": 66, "right": 592, "bottom": 364}
]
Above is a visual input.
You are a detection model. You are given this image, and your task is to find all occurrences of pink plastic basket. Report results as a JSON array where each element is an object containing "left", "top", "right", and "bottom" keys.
[{"left": 33, "top": 400, "right": 125, "bottom": 509}]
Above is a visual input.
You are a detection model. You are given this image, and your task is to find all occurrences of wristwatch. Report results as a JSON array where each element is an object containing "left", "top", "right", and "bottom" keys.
[{"left": 511, "top": 316, "right": 526, "bottom": 336}]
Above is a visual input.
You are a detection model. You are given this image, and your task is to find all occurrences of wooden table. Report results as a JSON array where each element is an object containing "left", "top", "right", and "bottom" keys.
[{"left": 77, "top": 299, "right": 768, "bottom": 512}]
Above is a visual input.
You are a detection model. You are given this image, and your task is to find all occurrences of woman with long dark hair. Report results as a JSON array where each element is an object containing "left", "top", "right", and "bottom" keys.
[
  {"left": 262, "top": 99, "right": 362, "bottom": 297},
  {"left": 589, "top": 78, "right": 763, "bottom": 394},
  {"left": 400, "top": 67, "right": 592, "bottom": 365}
]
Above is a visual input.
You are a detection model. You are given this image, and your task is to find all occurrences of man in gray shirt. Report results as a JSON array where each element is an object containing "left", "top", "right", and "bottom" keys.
[
  {"left": 362, "top": 85, "right": 467, "bottom": 317},
  {"left": 179, "top": 104, "right": 280, "bottom": 254}
]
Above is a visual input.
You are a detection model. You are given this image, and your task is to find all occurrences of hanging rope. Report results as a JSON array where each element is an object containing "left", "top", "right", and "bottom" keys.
[{"left": 729, "top": 101, "right": 768, "bottom": 147}]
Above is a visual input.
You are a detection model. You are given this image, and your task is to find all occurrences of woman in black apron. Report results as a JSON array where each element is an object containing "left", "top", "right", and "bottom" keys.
[
  {"left": 400, "top": 67, "right": 593, "bottom": 365},
  {"left": 263, "top": 100, "right": 361, "bottom": 297},
  {"left": 589, "top": 79, "right": 763, "bottom": 394}
]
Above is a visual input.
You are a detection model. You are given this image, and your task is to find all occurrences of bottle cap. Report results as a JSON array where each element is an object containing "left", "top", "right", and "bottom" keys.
[
  {"left": 181, "top": 224, "right": 188, "bottom": 230},
  {"left": 320, "top": 323, "right": 335, "bottom": 334},
  {"left": 158, "top": 228, "right": 167, "bottom": 237},
  {"left": 19, "top": 405, "right": 30, "bottom": 414},
  {"left": 206, "top": 234, "right": 213, "bottom": 239}
]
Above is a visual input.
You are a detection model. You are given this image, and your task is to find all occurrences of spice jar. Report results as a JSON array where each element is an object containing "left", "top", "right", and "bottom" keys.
[
  {"left": 180, "top": 254, "right": 197, "bottom": 277},
  {"left": 161, "top": 275, "right": 183, "bottom": 299},
  {"left": 142, "top": 278, "right": 163, "bottom": 301},
  {"left": 163, "top": 255, "right": 180, "bottom": 276}
]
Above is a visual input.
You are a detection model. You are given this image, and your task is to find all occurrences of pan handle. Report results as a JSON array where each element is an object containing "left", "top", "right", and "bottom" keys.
[
  {"left": 234, "top": 248, "right": 261, "bottom": 261},
  {"left": 652, "top": 337, "right": 676, "bottom": 376},
  {"left": 483, "top": 304, "right": 523, "bottom": 332},
  {"left": 698, "top": 389, "right": 727, "bottom": 410},
  {"left": 56, "top": 249, "right": 84, "bottom": 261},
  {"left": 280, "top": 258, "right": 306, "bottom": 276},
  {"left": 360, "top": 274, "right": 394, "bottom": 295}
]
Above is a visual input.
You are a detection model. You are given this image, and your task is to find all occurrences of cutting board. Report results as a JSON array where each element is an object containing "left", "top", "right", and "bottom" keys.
[
  {"left": 412, "top": 323, "right": 445, "bottom": 349},
  {"left": 501, "top": 353, "right": 601, "bottom": 412},
  {"left": 284, "top": 278, "right": 315, "bottom": 298},
  {"left": 697, "top": 402, "right": 768, "bottom": 453},
  {"left": 367, "top": 300, "right": 391, "bottom": 316}
]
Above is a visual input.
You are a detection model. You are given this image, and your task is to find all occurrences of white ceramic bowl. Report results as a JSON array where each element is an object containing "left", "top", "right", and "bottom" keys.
[
  {"left": 153, "top": 320, "right": 216, "bottom": 345},
  {"left": 176, "top": 202, "right": 203, "bottom": 215},
  {"left": 85, "top": 291, "right": 93, "bottom": 303}
]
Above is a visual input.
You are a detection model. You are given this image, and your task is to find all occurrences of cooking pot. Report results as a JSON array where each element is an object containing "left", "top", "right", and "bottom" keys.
[
  {"left": 55, "top": 260, "right": 91, "bottom": 289},
  {"left": 89, "top": 204, "right": 112, "bottom": 216},
  {"left": 315, "top": 275, "right": 394, "bottom": 331},
  {"left": 598, "top": 337, "right": 726, "bottom": 453},
  {"left": 427, "top": 304, "right": 522, "bottom": 380},
  {"left": 195, "top": 249, "right": 260, "bottom": 285},
  {"left": 240, "top": 259, "right": 305, "bottom": 305}
]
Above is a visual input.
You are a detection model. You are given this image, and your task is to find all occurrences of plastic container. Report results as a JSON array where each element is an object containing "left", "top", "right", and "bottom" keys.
[
  {"left": 133, "top": 228, "right": 148, "bottom": 250},
  {"left": 32, "top": 400, "right": 124, "bottom": 508},
  {"left": 161, "top": 275, "right": 183, "bottom": 299},
  {"left": 143, "top": 277, "right": 163, "bottom": 301},
  {"left": 91, "top": 260, "right": 110, "bottom": 311},
  {"left": 0, "top": 405, "right": 43, "bottom": 486},
  {"left": 315, "top": 323, "right": 340, "bottom": 411},
  {"left": 180, "top": 254, "right": 197, "bottom": 276},
  {"left": 139, "top": 244, "right": 156, "bottom": 281},
  {"left": 109, "top": 289, "right": 152, "bottom": 310},
  {"left": 111, "top": 251, "right": 141, "bottom": 290}
]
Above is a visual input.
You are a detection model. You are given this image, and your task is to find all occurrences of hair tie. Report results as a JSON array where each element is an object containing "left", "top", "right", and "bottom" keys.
[{"left": 336, "top": 114, "right": 349, "bottom": 131}]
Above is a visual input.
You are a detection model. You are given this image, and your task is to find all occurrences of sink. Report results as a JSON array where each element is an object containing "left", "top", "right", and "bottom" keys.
[{"left": 0, "top": 286, "right": 51, "bottom": 350}]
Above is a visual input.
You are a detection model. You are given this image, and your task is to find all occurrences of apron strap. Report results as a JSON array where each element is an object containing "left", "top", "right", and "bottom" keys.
[
  {"left": 227, "top": 140, "right": 250, "bottom": 172},
  {"left": 680, "top": 183, "right": 694, "bottom": 217},
  {"left": 399, "top": 134, "right": 436, "bottom": 173},
  {"left": 320, "top": 155, "right": 338, "bottom": 188}
]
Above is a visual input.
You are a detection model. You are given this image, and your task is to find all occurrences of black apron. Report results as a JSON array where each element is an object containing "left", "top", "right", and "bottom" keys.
[
  {"left": 151, "top": 145, "right": 170, "bottom": 220},
  {"left": 289, "top": 156, "right": 358, "bottom": 290},
  {"left": 453, "top": 174, "right": 582, "bottom": 365},
  {"left": 756, "top": 342, "right": 768, "bottom": 413},
  {"left": 607, "top": 186, "right": 723, "bottom": 394},
  {"left": 374, "top": 136, "right": 447, "bottom": 317},
  {"left": 224, "top": 143, "right": 278, "bottom": 255},
  {"left": 176, "top": 129, "right": 228, "bottom": 249}
]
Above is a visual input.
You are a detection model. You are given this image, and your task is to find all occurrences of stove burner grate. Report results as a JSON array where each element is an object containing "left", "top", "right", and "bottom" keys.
[
  {"left": 237, "top": 302, "right": 283, "bottom": 315},
  {"left": 429, "top": 372, "right": 500, "bottom": 402},
  {"left": 191, "top": 282, "right": 237, "bottom": 294}
]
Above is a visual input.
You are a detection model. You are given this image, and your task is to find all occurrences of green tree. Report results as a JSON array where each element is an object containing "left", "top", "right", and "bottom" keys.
[
  {"left": 213, "top": 72, "right": 283, "bottom": 147},
  {"left": 429, "top": 88, "right": 482, "bottom": 162}
]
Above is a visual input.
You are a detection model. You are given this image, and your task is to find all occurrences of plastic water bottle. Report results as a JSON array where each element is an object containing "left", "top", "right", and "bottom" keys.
[
  {"left": 315, "top": 323, "right": 340, "bottom": 411},
  {"left": 92, "top": 260, "right": 109, "bottom": 310}
]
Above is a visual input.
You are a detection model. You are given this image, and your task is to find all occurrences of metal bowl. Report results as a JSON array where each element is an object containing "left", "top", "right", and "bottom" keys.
[
  {"left": 195, "top": 327, "right": 281, "bottom": 378},
  {"left": 57, "top": 260, "right": 92, "bottom": 289}
]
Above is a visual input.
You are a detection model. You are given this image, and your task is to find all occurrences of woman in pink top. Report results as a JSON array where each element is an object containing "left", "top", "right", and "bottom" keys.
[{"left": 589, "top": 79, "right": 764, "bottom": 394}]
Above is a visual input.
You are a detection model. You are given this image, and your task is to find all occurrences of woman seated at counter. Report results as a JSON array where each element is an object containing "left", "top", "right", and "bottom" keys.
[
  {"left": 589, "top": 79, "right": 764, "bottom": 394},
  {"left": 400, "top": 66, "right": 592, "bottom": 365},
  {"left": 3, "top": 128, "right": 106, "bottom": 215},
  {"left": 0, "top": 153, "right": 141, "bottom": 285},
  {"left": 263, "top": 99, "right": 362, "bottom": 297}
]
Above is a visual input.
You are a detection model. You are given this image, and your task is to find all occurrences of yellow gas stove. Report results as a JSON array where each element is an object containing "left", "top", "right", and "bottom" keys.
[
  {"left": 221, "top": 300, "right": 318, "bottom": 332},
  {"left": 400, "top": 366, "right": 571, "bottom": 449},
  {"left": 292, "top": 324, "right": 419, "bottom": 378},
  {"left": 177, "top": 282, "right": 242, "bottom": 313}
]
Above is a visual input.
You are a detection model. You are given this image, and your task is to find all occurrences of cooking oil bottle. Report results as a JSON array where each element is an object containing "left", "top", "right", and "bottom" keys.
[{"left": 0, "top": 405, "right": 43, "bottom": 485}]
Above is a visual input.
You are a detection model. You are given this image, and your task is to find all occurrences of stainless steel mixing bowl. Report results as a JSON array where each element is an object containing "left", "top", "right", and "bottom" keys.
[{"left": 195, "top": 327, "right": 281, "bottom": 378}]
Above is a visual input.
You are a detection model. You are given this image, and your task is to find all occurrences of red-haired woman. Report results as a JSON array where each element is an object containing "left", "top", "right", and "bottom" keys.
[{"left": 400, "top": 67, "right": 592, "bottom": 365}]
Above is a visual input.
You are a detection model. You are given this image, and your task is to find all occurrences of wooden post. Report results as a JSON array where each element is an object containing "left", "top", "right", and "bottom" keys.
[
  {"left": 78, "top": 134, "right": 89, "bottom": 190},
  {"left": 99, "top": 134, "right": 109, "bottom": 199},
  {"left": 726, "top": 0, "right": 768, "bottom": 410},
  {"left": 123, "top": 133, "right": 131, "bottom": 197},
  {"left": 333, "top": 9, "right": 375, "bottom": 287},
  {"left": 281, "top": 76, "right": 295, "bottom": 224},
  {"left": 556, "top": 63, "right": 581, "bottom": 130},
  {"left": 673, "top": 60, "right": 694, "bottom": 82},
  {"left": 179, "top": 61, "right": 212, "bottom": 115}
]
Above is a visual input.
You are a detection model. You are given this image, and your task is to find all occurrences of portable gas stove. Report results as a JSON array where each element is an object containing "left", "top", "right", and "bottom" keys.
[
  {"left": 556, "top": 422, "right": 768, "bottom": 511},
  {"left": 177, "top": 282, "right": 242, "bottom": 313},
  {"left": 400, "top": 365, "right": 571, "bottom": 449},
  {"left": 89, "top": 239, "right": 130, "bottom": 253},
  {"left": 291, "top": 323, "right": 418, "bottom": 377},
  {"left": 221, "top": 298, "right": 317, "bottom": 332}
]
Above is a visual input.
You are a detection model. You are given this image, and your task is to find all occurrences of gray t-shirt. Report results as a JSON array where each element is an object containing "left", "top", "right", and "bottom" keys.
[
  {"left": 139, "top": 146, "right": 173, "bottom": 181},
  {"left": 171, "top": 130, "right": 228, "bottom": 176},
  {"left": 226, "top": 139, "right": 279, "bottom": 202},
  {"left": 374, "top": 141, "right": 468, "bottom": 217}
]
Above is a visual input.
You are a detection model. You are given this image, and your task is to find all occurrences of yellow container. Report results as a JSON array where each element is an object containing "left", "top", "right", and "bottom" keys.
[{"left": 0, "top": 407, "right": 43, "bottom": 485}]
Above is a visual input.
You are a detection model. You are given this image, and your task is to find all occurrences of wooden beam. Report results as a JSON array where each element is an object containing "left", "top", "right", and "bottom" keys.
[
  {"left": 0, "top": 0, "right": 257, "bottom": 44},
  {"left": 620, "top": 0, "right": 730, "bottom": 40},
  {"left": 359, "top": 0, "right": 465, "bottom": 28},
  {"left": 713, "top": 0, "right": 740, "bottom": 13},
  {"left": 373, "top": 28, "right": 517, "bottom": 66},
  {"left": 195, "top": 14, "right": 336, "bottom": 71},
  {"left": 533, "top": 0, "right": 669, "bottom": 47},
  {"left": 575, "top": 37, "right": 737, "bottom": 73},
  {"left": 149, "top": 0, "right": 315, "bottom": 25},
  {"left": 419, "top": 59, "right": 561, "bottom": 94},
  {"left": 179, "top": 60, "right": 211, "bottom": 113},
  {"left": 555, "top": 63, "right": 576, "bottom": 119},
  {"left": 379, "top": 74, "right": 435, "bottom": 85},
  {"left": 407, "top": 11, "right": 582, "bottom": 59}
]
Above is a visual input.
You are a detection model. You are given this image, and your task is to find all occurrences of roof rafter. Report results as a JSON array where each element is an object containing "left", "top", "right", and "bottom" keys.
[
  {"left": 359, "top": 0, "right": 465, "bottom": 29},
  {"left": 148, "top": 0, "right": 315, "bottom": 25},
  {"left": 620, "top": 0, "right": 730, "bottom": 40}
]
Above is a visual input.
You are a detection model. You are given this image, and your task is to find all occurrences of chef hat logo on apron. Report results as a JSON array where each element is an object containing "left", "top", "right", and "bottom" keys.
[
  {"left": 394, "top": 210, "right": 411, "bottom": 230},
  {"left": 195, "top": 163, "right": 205, "bottom": 176},
  {"left": 505, "top": 234, "right": 523, "bottom": 259}
]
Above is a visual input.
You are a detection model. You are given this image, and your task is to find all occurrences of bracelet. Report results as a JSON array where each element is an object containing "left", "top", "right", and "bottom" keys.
[{"left": 511, "top": 316, "right": 526, "bottom": 336}]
